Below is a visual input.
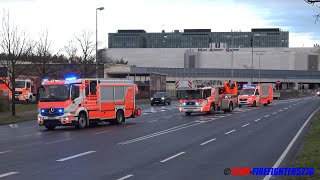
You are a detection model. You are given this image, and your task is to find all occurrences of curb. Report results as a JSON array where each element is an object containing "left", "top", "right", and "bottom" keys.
[{"left": 0, "top": 116, "right": 36, "bottom": 126}]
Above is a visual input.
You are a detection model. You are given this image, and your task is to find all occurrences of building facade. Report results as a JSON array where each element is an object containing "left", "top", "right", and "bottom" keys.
[
  {"left": 108, "top": 28, "right": 289, "bottom": 49},
  {"left": 102, "top": 47, "right": 319, "bottom": 71}
]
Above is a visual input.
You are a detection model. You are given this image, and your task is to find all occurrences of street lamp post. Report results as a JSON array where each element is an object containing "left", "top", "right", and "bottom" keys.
[
  {"left": 256, "top": 53, "right": 263, "bottom": 83},
  {"left": 250, "top": 35, "right": 254, "bottom": 84},
  {"left": 231, "top": 30, "right": 234, "bottom": 81},
  {"left": 96, "top": 7, "right": 104, "bottom": 78}
]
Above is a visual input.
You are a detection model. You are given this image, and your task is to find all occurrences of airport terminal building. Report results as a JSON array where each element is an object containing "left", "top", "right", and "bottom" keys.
[{"left": 104, "top": 28, "right": 320, "bottom": 90}]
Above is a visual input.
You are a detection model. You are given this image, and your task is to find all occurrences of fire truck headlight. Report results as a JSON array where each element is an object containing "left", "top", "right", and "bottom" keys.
[
  {"left": 182, "top": 102, "right": 186, "bottom": 106},
  {"left": 248, "top": 98, "right": 252, "bottom": 101},
  {"left": 195, "top": 102, "right": 199, "bottom": 106},
  {"left": 57, "top": 108, "right": 64, "bottom": 115}
]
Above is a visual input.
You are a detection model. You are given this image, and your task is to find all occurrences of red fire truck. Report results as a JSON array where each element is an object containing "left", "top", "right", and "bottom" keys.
[
  {"left": 0, "top": 77, "right": 39, "bottom": 103},
  {"left": 176, "top": 80, "right": 238, "bottom": 115},
  {"left": 37, "top": 77, "right": 141, "bottom": 130},
  {"left": 238, "top": 83, "right": 273, "bottom": 107}
]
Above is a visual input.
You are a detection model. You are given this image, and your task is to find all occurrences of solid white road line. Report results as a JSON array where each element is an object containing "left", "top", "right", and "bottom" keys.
[
  {"left": 264, "top": 115, "right": 270, "bottom": 118},
  {"left": 200, "top": 138, "right": 216, "bottom": 146},
  {"left": 117, "top": 174, "right": 134, "bottom": 180},
  {"left": 94, "top": 130, "right": 112, "bottom": 135},
  {"left": 126, "top": 124, "right": 138, "bottom": 128},
  {"left": 46, "top": 138, "right": 73, "bottom": 145},
  {"left": 118, "top": 122, "right": 203, "bottom": 145},
  {"left": 164, "top": 116, "right": 172, "bottom": 119},
  {"left": 225, "top": 129, "right": 236, "bottom": 135},
  {"left": 160, "top": 152, "right": 186, "bottom": 163},
  {"left": 0, "top": 172, "right": 19, "bottom": 178},
  {"left": 263, "top": 106, "right": 320, "bottom": 180},
  {"left": 254, "top": 118, "right": 261, "bottom": 122},
  {"left": 56, "top": 151, "right": 96, "bottom": 162},
  {"left": 149, "top": 120, "right": 158, "bottom": 122},
  {"left": 241, "top": 123, "right": 250, "bottom": 128},
  {"left": 0, "top": 150, "right": 13, "bottom": 154}
]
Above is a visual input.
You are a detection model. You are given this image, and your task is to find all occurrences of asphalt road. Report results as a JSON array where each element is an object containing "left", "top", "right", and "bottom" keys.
[{"left": 0, "top": 97, "right": 319, "bottom": 180}]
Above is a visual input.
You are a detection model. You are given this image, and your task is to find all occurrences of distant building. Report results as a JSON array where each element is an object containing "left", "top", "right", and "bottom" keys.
[{"left": 108, "top": 28, "right": 289, "bottom": 48}]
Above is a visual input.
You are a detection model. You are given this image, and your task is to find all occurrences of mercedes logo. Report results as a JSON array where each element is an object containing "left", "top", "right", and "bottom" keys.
[{"left": 49, "top": 108, "right": 54, "bottom": 114}]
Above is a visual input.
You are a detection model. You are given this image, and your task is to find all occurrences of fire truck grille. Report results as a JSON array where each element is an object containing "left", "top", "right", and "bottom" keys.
[
  {"left": 40, "top": 108, "right": 64, "bottom": 116},
  {"left": 239, "top": 99, "right": 247, "bottom": 101},
  {"left": 186, "top": 102, "right": 196, "bottom": 105}
]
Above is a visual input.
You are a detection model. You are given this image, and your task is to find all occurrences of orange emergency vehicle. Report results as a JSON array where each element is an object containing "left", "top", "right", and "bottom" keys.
[
  {"left": 37, "top": 77, "right": 141, "bottom": 130},
  {"left": 238, "top": 83, "right": 273, "bottom": 107},
  {"left": 0, "top": 77, "right": 38, "bottom": 102},
  {"left": 177, "top": 80, "right": 238, "bottom": 115}
]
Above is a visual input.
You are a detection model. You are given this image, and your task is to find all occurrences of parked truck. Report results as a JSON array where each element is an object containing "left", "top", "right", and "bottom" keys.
[
  {"left": 0, "top": 77, "right": 39, "bottom": 103},
  {"left": 176, "top": 80, "right": 238, "bottom": 115},
  {"left": 238, "top": 83, "right": 273, "bottom": 107},
  {"left": 37, "top": 77, "right": 141, "bottom": 130}
]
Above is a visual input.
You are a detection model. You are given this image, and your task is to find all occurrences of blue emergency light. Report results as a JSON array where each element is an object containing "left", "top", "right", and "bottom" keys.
[
  {"left": 42, "top": 78, "right": 48, "bottom": 82},
  {"left": 65, "top": 76, "right": 77, "bottom": 81}
]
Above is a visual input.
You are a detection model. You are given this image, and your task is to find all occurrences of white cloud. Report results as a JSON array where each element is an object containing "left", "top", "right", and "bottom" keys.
[
  {"left": 290, "top": 33, "right": 318, "bottom": 47},
  {"left": 0, "top": 0, "right": 318, "bottom": 52}
]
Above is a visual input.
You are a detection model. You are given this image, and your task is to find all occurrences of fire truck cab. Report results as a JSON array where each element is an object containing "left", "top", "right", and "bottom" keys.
[
  {"left": 238, "top": 84, "right": 273, "bottom": 107},
  {"left": 37, "top": 77, "right": 141, "bottom": 130},
  {"left": 177, "top": 80, "right": 238, "bottom": 116}
]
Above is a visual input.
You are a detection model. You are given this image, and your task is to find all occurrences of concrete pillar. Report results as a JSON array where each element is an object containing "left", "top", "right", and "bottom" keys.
[{"left": 294, "top": 81, "right": 299, "bottom": 90}]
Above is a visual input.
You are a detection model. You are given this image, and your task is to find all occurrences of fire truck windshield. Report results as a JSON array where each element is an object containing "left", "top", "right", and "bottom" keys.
[
  {"left": 178, "top": 90, "right": 202, "bottom": 99},
  {"left": 15, "top": 81, "right": 25, "bottom": 88},
  {"left": 39, "top": 85, "right": 70, "bottom": 102},
  {"left": 239, "top": 89, "right": 255, "bottom": 95}
]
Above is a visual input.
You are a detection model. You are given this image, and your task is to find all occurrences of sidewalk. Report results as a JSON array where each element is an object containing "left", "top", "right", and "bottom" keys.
[{"left": 0, "top": 110, "right": 38, "bottom": 119}]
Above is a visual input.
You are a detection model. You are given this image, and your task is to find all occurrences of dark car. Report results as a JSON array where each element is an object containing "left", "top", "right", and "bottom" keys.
[{"left": 151, "top": 92, "right": 171, "bottom": 106}]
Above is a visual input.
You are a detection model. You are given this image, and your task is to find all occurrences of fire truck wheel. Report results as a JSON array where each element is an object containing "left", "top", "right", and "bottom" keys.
[
  {"left": 252, "top": 101, "right": 257, "bottom": 107},
  {"left": 114, "top": 110, "right": 124, "bottom": 125},
  {"left": 209, "top": 104, "right": 215, "bottom": 114},
  {"left": 230, "top": 103, "right": 234, "bottom": 111},
  {"left": 168, "top": 101, "right": 171, "bottom": 105},
  {"left": 185, "top": 112, "right": 192, "bottom": 116},
  {"left": 76, "top": 113, "right": 87, "bottom": 129},
  {"left": 45, "top": 125, "right": 56, "bottom": 130}
]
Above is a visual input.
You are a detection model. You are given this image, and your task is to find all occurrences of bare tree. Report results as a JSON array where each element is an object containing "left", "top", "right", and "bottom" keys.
[
  {"left": 74, "top": 30, "right": 96, "bottom": 77},
  {"left": 64, "top": 40, "right": 78, "bottom": 63},
  {"left": 305, "top": 0, "right": 320, "bottom": 23},
  {"left": 0, "top": 11, "right": 34, "bottom": 116},
  {"left": 31, "top": 30, "right": 63, "bottom": 79}
]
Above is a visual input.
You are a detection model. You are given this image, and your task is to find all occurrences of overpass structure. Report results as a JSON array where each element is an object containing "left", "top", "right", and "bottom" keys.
[{"left": 105, "top": 65, "right": 320, "bottom": 90}]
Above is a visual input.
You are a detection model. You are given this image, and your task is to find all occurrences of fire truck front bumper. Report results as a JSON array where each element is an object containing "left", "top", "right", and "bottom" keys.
[
  {"left": 238, "top": 98, "right": 254, "bottom": 105},
  {"left": 37, "top": 114, "right": 77, "bottom": 126},
  {"left": 179, "top": 106, "right": 205, "bottom": 112}
]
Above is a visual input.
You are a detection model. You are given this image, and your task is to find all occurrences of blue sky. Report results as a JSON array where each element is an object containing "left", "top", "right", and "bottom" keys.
[{"left": 0, "top": 0, "right": 319, "bottom": 51}]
